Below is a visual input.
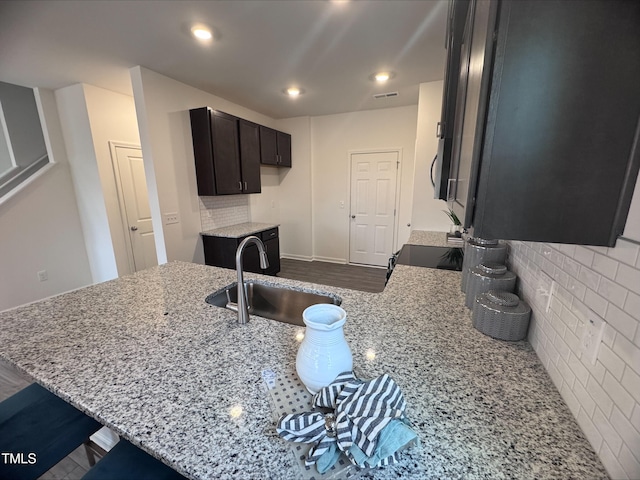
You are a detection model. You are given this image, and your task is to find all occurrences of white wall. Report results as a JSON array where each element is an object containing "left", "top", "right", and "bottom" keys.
[
  {"left": 82, "top": 84, "right": 141, "bottom": 276},
  {"left": 129, "top": 67, "right": 275, "bottom": 265},
  {"left": 508, "top": 230, "right": 640, "bottom": 479},
  {"left": 55, "top": 84, "right": 119, "bottom": 282},
  {"left": 261, "top": 116, "right": 313, "bottom": 261},
  {"left": 0, "top": 89, "right": 92, "bottom": 311},
  {"left": 411, "top": 80, "right": 452, "bottom": 231},
  {"left": 310, "top": 106, "right": 418, "bottom": 263}
]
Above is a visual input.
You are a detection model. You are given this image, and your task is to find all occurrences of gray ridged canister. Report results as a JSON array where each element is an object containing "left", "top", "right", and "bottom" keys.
[
  {"left": 461, "top": 237, "right": 507, "bottom": 292},
  {"left": 472, "top": 290, "right": 531, "bottom": 341},
  {"left": 465, "top": 262, "right": 516, "bottom": 309}
]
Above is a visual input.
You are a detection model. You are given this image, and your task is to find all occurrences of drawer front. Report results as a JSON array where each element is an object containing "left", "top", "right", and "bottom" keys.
[{"left": 261, "top": 227, "right": 279, "bottom": 241}]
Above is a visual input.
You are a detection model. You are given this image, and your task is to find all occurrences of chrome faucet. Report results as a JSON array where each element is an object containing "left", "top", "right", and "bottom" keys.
[{"left": 234, "top": 235, "right": 269, "bottom": 324}]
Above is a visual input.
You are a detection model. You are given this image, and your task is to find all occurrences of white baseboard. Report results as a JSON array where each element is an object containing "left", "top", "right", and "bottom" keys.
[
  {"left": 280, "top": 253, "right": 313, "bottom": 262},
  {"left": 313, "top": 256, "right": 347, "bottom": 264}
]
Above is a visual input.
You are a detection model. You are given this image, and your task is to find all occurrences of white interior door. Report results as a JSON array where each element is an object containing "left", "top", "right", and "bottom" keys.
[
  {"left": 349, "top": 151, "right": 398, "bottom": 266},
  {"left": 113, "top": 145, "right": 157, "bottom": 272}
]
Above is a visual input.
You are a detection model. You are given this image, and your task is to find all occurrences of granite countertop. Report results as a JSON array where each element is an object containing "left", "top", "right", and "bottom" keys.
[
  {"left": 407, "top": 230, "right": 450, "bottom": 247},
  {"left": 0, "top": 261, "right": 607, "bottom": 479},
  {"left": 201, "top": 222, "right": 279, "bottom": 238}
]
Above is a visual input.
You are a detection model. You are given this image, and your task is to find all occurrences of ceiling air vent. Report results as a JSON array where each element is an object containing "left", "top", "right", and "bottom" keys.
[{"left": 373, "top": 91, "right": 399, "bottom": 99}]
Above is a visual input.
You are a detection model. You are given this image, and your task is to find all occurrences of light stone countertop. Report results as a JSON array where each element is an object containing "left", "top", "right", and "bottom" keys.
[
  {"left": 0, "top": 261, "right": 607, "bottom": 479},
  {"left": 201, "top": 222, "right": 279, "bottom": 238},
  {"left": 407, "top": 230, "right": 451, "bottom": 247}
]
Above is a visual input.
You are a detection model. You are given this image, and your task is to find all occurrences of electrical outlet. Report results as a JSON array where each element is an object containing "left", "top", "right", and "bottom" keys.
[
  {"left": 163, "top": 212, "right": 179, "bottom": 225},
  {"left": 536, "top": 272, "right": 556, "bottom": 313},
  {"left": 339, "top": 200, "right": 345, "bottom": 209},
  {"left": 580, "top": 310, "right": 605, "bottom": 365},
  {"left": 37, "top": 270, "right": 48, "bottom": 282}
]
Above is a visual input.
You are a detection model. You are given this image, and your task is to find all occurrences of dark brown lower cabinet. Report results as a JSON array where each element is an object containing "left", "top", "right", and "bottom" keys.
[{"left": 203, "top": 227, "right": 280, "bottom": 276}]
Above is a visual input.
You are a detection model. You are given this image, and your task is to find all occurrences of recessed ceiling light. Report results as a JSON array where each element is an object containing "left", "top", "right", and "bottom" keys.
[
  {"left": 191, "top": 25, "right": 212, "bottom": 41},
  {"left": 375, "top": 72, "right": 390, "bottom": 82},
  {"left": 283, "top": 87, "right": 304, "bottom": 97}
]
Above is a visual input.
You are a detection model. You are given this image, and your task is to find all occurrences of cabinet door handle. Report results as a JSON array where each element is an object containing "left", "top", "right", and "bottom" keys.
[
  {"left": 244, "top": 181, "right": 248, "bottom": 190},
  {"left": 238, "top": 181, "right": 243, "bottom": 191},
  {"left": 430, "top": 154, "right": 437, "bottom": 188},
  {"left": 436, "top": 122, "right": 443, "bottom": 138}
]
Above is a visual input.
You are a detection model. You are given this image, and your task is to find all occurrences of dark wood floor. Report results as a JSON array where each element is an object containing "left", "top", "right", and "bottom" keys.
[{"left": 277, "top": 258, "right": 387, "bottom": 293}]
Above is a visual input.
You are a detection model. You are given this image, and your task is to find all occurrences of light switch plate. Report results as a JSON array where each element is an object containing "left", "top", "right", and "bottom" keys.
[{"left": 580, "top": 310, "right": 605, "bottom": 365}]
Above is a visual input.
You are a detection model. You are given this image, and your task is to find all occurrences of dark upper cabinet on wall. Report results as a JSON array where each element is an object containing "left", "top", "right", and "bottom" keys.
[
  {"left": 259, "top": 126, "right": 292, "bottom": 167},
  {"left": 445, "top": 0, "right": 640, "bottom": 247},
  {"left": 238, "top": 119, "right": 261, "bottom": 193},
  {"left": 189, "top": 108, "right": 261, "bottom": 195}
]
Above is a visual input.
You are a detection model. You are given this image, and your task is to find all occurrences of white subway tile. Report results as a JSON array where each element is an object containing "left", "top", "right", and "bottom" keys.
[
  {"left": 547, "top": 361, "right": 564, "bottom": 390},
  {"left": 609, "top": 406, "right": 640, "bottom": 463},
  {"left": 608, "top": 239, "right": 640, "bottom": 267},
  {"left": 560, "top": 383, "right": 581, "bottom": 417},
  {"left": 555, "top": 284, "right": 574, "bottom": 308},
  {"left": 561, "top": 305, "right": 580, "bottom": 332},
  {"left": 556, "top": 355, "right": 575, "bottom": 386},
  {"left": 577, "top": 408, "right": 603, "bottom": 452},
  {"left": 554, "top": 268, "right": 570, "bottom": 288},
  {"left": 631, "top": 404, "right": 640, "bottom": 430},
  {"left": 598, "top": 442, "right": 628, "bottom": 480},
  {"left": 584, "top": 289, "right": 608, "bottom": 318},
  {"left": 542, "top": 258, "right": 555, "bottom": 276},
  {"left": 572, "top": 379, "right": 596, "bottom": 417},
  {"left": 616, "top": 263, "right": 640, "bottom": 296},
  {"left": 602, "top": 324, "right": 617, "bottom": 349},
  {"left": 571, "top": 299, "right": 591, "bottom": 325},
  {"left": 624, "top": 292, "right": 640, "bottom": 321},
  {"left": 575, "top": 246, "right": 596, "bottom": 267},
  {"left": 563, "top": 256, "right": 582, "bottom": 279},
  {"left": 598, "top": 277, "right": 628, "bottom": 308},
  {"left": 592, "top": 253, "right": 620, "bottom": 280},
  {"left": 586, "top": 375, "right": 614, "bottom": 416},
  {"left": 567, "top": 278, "right": 587, "bottom": 302},
  {"left": 564, "top": 329, "right": 582, "bottom": 358},
  {"left": 579, "top": 266, "right": 602, "bottom": 291},
  {"left": 581, "top": 352, "right": 607, "bottom": 385},
  {"left": 554, "top": 333, "right": 571, "bottom": 363},
  {"left": 613, "top": 335, "right": 640, "bottom": 376},
  {"left": 593, "top": 406, "right": 623, "bottom": 455},
  {"left": 588, "top": 245, "right": 611, "bottom": 255},
  {"left": 603, "top": 372, "right": 636, "bottom": 418},
  {"left": 599, "top": 344, "right": 627, "bottom": 380},
  {"left": 568, "top": 351, "right": 590, "bottom": 386},
  {"left": 606, "top": 305, "right": 639, "bottom": 343},
  {"left": 559, "top": 244, "right": 577, "bottom": 257},
  {"left": 621, "top": 367, "right": 640, "bottom": 404},
  {"left": 619, "top": 443, "right": 640, "bottom": 480}
]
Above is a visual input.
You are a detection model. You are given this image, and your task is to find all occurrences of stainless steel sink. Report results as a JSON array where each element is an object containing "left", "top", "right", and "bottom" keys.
[{"left": 205, "top": 281, "right": 341, "bottom": 326}]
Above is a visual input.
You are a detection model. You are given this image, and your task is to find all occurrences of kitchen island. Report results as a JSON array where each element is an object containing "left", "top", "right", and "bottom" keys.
[{"left": 0, "top": 261, "right": 607, "bottom": 479}]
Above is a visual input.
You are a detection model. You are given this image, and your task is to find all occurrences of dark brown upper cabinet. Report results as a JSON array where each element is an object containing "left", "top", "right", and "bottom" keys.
[
  {"left": 189, "top": 108, "right": 261, "bottom": 195},
  {"left": 443, "top": 0, "right": 640, "bottom": 246},
  {"left": 237, "top": 119, "right": 261, "bottom": 193},
  {"left": 259, "top": 126, "right": 292, "bottom": 167}
]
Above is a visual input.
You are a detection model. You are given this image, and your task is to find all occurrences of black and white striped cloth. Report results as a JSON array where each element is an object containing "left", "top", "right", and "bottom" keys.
[{"left": 276, "top": 371, "right": 410, "bottom": 468}]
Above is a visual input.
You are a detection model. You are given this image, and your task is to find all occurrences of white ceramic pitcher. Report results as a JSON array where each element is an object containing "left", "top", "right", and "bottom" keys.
[{"left": 296, "top": 304, "right": 353, "bottom": 394}]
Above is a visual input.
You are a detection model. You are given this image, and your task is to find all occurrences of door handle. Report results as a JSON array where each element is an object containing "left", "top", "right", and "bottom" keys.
[
  {"left": 130, "top": 226, "right": 138, "bottom": 231},
  {"left": 238, "top": 181, "right": 243, "bottom": 191},
  {"left": 351, "top": 215, "right": 356, "bottom": 219},
  {"left": 244, "top": 181, "right": 248, "bottom": 190}
]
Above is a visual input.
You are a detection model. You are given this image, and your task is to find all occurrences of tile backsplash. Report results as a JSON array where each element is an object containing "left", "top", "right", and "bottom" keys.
[
  {"left": 507, "top": 238, "right": 640, "bottom": 479},
  {"left": 199, "top": 195, "right": 249, "bottom": 231}
]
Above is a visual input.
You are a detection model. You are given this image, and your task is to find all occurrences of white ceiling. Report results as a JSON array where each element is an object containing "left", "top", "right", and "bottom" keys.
[{"left": 0, "top": 0, "right": 448, "bottom": 119}]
